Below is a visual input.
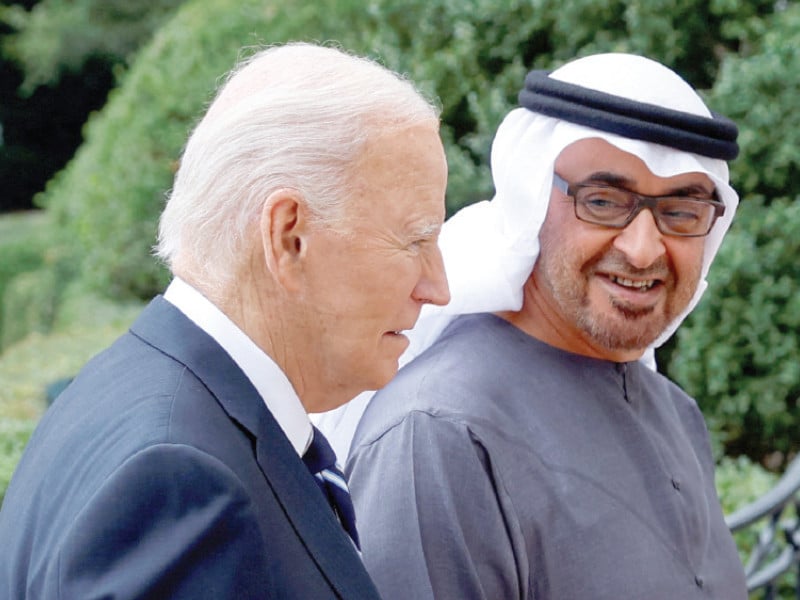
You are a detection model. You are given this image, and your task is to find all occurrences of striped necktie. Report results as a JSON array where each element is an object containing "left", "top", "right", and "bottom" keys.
[{"left": 303, "top": 426, "right": 360, "bottom": 550}]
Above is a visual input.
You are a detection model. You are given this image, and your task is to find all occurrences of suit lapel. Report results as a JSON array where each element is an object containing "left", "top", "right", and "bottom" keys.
[{"left": 130, "top": 297, "right": 379, "bottom": 599}]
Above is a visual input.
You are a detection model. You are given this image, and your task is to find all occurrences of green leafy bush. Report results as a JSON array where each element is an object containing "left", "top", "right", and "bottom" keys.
[
  {"left": 706, "top": 3, "right": 800, "bottom": 202},
  {"left": 18, "top": 0, "right": 800, "bottom": 466},
  {"left": 669, "top": 196, "right": 800, "bottom": 462},
  {"left": 715, "top": 456, "right": 797, "bottom": 600},
  {"left": 715, "top": 455, "right": 778, "bottom": 558},
  {"left": 665, "top": 4, "right": 800, "bottom": 465},
  {"left": 0, "top": 211, "right": 49, "bottom": 350},
  {"left": 1, "top": 0, "right": 184, "bottom": 93},
  {"left": 717, "top": 455, "right": 778, "bottom": 511},
  {"left": 38, "top": 0, "right": 765, "bottom": 303},
  {"left": 1, "top": 268, "right": 58, "bottom": 349},
  {"left": 0, "top": 211, "right": 84, "bottom": 349},
  {"left": 0, "top": 418, "right": 36, "bottom": 505}
]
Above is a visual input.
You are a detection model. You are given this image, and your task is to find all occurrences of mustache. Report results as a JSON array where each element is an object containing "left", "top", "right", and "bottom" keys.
[{"left": 590, "top": 250, "right": 671, "bottom": 280}]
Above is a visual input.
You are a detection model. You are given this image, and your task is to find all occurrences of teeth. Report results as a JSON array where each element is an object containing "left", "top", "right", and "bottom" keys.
[{"left": 611, "top": 276, "right": 655, "bottom": 290}]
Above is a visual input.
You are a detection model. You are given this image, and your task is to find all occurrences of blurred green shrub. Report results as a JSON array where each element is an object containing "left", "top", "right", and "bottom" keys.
[
  {"left": 37, "top": 0, "right": 766, "bottom": 303},
  {"left": 0, "top": 419, "right": 36, "bottom": 505},
  {"left": 14, "top": 0, "right": 800, "bottom": 468},
  {"left": 0, "top": 210, "right": 85, "bottom": 349},
  {"left": 1, "top": 268, "right": 58, "bottom": 349},
  {"left": 0, "top": 211, "right": 49, "bottom": 349},
  {"left": 715, "top": 456, "right": 797, "bottom": 599},
  {"left": 706, "top": 3, "right": 800, "bottom": 203},
  {"left": 665, "top": 3, "right": 800, "bottom": 465},
  {"left": 716, "top": 455, "right": 778, "bottom": 566},
  {"left": 669, "top": 196, "right": 800, "bottom": 463},
  {"left": 1, "top": 0, "right": 184, "bottom": 93}
]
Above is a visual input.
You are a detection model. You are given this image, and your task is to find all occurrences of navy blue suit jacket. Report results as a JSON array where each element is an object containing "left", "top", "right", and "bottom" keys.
[{"left": 0, "top": 297, "right": 381, "bottom": 599}]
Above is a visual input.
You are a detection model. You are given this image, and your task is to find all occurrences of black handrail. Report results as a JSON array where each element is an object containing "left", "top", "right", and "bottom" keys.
[{"left": 726, "top": 454, "right": 800, "bottom": 596}]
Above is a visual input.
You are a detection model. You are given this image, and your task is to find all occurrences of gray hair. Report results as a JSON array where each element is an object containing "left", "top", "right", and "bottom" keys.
[{"left": 156, "top": 42, "right": 440, "bottom": 290}]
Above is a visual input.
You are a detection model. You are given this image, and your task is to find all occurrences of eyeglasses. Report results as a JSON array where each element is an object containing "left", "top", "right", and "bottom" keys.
[{"left": 552, "top": 172, "right": 725, "bottom": 237}]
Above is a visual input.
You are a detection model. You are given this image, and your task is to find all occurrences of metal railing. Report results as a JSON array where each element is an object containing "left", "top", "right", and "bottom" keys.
[{"left": 726, "top": 455, "right": 800, "bottom": 598}]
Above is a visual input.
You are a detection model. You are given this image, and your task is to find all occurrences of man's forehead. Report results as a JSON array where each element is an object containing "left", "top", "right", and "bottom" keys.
[
  {"left": 555, "top": 137, "right": 656, "bottom": 170},
  {"left": 554, "top": 138, "right": 715, "bottom": 190}
]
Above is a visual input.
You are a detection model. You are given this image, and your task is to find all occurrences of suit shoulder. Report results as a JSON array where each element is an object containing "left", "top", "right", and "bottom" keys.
[{"left": 55, "top": 444, "right": 267, "bottom": 598}]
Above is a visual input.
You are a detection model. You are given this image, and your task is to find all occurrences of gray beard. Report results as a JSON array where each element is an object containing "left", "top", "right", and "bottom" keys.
[{"left": 574, "top": 295, "right": 667, "bottom": 352}]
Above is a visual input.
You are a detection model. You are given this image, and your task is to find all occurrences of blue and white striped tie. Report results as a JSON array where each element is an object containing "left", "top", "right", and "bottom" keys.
[{"left": 303, "top": 426, "right": 360, "bottom": 550}]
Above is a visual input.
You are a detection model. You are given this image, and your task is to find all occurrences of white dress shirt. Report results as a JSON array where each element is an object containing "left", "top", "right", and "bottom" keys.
[{"left": 163, "top": 277, "right": 313, "bottom": 456}]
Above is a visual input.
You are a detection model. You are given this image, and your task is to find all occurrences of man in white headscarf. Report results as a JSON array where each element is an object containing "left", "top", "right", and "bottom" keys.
[{"left": 342, "top": 54, "right": 748, "bottom": 599}]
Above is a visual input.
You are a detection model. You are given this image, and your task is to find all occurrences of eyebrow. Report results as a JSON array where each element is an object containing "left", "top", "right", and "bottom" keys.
[
  {"left": 410, "top": 221, "right": 442, "bottom": 239},
  {"left": 417, "top": 221, "right": 442, "bottom": 236},
  {"left": 581, "top": 171, "right": 717, "bottom": 198}
]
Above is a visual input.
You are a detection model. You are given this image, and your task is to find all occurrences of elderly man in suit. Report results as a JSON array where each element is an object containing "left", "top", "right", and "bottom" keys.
[{"left": 0, "top": 42, "right": 449, "bottom": 599}]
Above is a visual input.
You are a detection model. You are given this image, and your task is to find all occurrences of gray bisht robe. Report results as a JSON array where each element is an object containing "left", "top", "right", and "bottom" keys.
[{"left": 347, "top": 313, "right": 747, "bottom": 600}]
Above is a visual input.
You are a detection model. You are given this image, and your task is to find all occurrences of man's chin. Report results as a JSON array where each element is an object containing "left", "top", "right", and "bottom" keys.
[
  {"left": 584, "top": 313, "right": 667, "bottom": 354},
  {"left": 367, "top": 365, "right": 401, "bottom": 393}
]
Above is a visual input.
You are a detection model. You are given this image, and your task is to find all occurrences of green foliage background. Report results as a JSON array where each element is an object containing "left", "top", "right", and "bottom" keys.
[
  {"left": 0, "top": 212, "right": 47, "bottom": 347},
  {"left": 0, "top": 0, "right": 798, "bottom": 568},
  {"left": 670, "top": 196, "right": 800, "bottom": 461},
  {"left": 669, "top": 4, "right": 800, "bottom": 464},
  {"left": 23, "top": 0, "right": 797, "bottom": 461},
  {"left": 0, "top": 0, "right": 799, "bottom": 594},
  {"left": 1, "top": 0, "right": 184, "bottom": 93}
]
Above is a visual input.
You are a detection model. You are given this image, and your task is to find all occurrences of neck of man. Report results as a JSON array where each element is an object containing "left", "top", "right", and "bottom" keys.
[{"left": 177, "top": 257, "right": 331, "bottom": 413}]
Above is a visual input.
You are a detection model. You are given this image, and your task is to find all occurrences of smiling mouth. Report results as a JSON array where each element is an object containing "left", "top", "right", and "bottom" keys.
[{"left": 609, "top": 275, "right": 659, "bottom": 291}]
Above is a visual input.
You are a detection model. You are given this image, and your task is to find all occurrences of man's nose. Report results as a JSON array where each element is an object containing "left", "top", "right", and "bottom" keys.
[
  {"left": 412, "top": 247, "right": 450, "bottom": 307},
  {"left": 612, "top": 209, "right": 666, "bottom": 269}
]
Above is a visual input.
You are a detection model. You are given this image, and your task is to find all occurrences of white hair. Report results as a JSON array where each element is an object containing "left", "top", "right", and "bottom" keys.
[{"left": 156, "top": 42, "right": 440, "bottom": 291}]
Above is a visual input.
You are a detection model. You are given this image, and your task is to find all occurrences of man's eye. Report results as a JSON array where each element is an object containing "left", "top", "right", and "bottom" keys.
[
  {"left": 585, "top": 197, "right": 618, "bottom": 209},
  {"left": 660, "top": 200, "right": 707, "bottom": 221},
  {"left": 662, "top": 209, "right": 701, "bottom": 221},
  {"left": 580, "top": 192, "right": 628, "bottom": 211}
]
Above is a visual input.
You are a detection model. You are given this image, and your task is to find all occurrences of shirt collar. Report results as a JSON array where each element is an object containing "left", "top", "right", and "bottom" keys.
[{"left": 163, "top": 277, "right": 313, "bottom": 456}]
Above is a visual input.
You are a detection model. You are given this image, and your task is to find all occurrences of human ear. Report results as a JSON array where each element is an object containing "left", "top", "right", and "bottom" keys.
[{"left": 260, "top": 188, "right": 309, "bottom": 291}]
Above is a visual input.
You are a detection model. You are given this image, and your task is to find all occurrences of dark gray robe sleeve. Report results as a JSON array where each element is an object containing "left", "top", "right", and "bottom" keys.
[{"left": 347, "top": 410, "right": 525, "bottom": 600}]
